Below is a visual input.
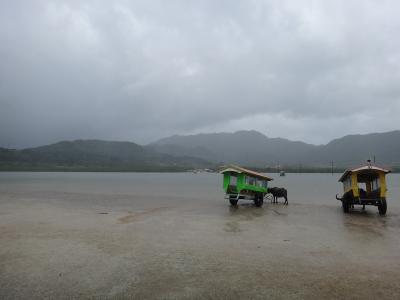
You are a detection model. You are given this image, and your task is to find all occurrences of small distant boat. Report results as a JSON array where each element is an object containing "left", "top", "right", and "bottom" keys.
[
  {"left": 220, "top": 165, "right": 273, "bottom": 207},
  {"left": 280, "top": 171, "right": 286, "bottom": 176},
  {"left": 336, "top": 161, "right": 390, "bottom": 215}
]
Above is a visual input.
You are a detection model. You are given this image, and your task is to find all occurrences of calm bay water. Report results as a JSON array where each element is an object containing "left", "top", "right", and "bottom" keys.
[{"left": 0, "top": 172, "right": 399, "bottom": 207}]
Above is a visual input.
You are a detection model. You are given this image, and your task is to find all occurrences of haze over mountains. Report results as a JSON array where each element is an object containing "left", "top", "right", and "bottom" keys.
[
  {"left": 151, "top": 131, "right": 314, "bottom": 166},
  {"left": 0, "top": 140, "right": 209, "bottom": 171},
  {"left": 0, "top": 130, "right": 399, "bottom": 171},
  {"left": 151, "top": 130, "right": 400, "bottom": 167}
]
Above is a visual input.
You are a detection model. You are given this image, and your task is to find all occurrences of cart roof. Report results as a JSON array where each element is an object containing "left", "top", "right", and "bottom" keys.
[
  {"left": 338, "top": 165, "right": 391, "bottom": 182},
  {"left": 220, "top": 165, "right": 273, "bottom": 181}
]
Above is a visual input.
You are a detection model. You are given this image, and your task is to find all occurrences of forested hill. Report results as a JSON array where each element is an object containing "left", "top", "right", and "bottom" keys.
[
  {"left": 151, "top": 130, "right": 400, "bottom": 167},
  {"left": 1, "top": 130, "right": 399, "bottom": 171},
  {"left": 0, "top": 140, "right": 212, "bottom": 171}
]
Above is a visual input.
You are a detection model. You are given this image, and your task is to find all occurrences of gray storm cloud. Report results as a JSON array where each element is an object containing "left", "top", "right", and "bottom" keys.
[{"left": 1, "top": 0, "right": 400, "bottom": 148}]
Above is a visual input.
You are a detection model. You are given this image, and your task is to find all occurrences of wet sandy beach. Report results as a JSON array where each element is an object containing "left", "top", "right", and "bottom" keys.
[{"left": 1, "top": 172, "right": 400, "bottom": 299}]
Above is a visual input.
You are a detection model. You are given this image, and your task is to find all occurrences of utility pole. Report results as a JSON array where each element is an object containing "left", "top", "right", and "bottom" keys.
[{"left": 331, "top": 161, "right": 334, "bottom": 175}]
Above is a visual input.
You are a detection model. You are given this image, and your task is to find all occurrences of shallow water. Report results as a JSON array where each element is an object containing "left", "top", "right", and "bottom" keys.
[
  {"left": 1, "top": 172, "right": 400, "bottom": 299},
  {"left": 1, "top": 171, "right": 398, "bottom": 206}
]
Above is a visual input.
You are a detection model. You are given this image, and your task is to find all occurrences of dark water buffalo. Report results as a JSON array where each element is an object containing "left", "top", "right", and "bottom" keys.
[{"left": 268, "top": 187, "right": 288, "bottom": 205}]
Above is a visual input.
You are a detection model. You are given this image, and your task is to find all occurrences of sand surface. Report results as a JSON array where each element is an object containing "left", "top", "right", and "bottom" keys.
[{"left": 1, "top": 173, "right": 400, "bottom": 299}]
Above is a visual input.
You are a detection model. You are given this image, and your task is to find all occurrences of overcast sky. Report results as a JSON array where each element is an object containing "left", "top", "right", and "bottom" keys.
[{"left": 1, "top": 0, "right": 400, "bottom": 148}]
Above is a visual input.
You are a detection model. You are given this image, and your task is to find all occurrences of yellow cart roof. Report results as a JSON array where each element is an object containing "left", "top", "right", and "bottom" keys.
[{"left": 338, "top": 165, "right": 391, "bottom": 182}]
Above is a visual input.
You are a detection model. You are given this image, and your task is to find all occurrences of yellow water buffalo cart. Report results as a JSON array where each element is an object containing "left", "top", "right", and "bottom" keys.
[{"left": 336, "top": 163, "right": 391, "bottom": 215}]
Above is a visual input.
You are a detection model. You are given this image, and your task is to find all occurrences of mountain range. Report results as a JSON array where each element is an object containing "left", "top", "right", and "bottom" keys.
[
  {"left": 0, "top": 140, "right": 209, "bottom": 171},
  {"left": 150, "top": 130, "right": 400, "bottom": 167},
  {"left": 1, "top": 130, "right": 399, "bottom": 171}
]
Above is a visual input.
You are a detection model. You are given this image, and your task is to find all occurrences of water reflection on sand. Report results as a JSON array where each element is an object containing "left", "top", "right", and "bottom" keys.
[{"left": 1, "top": 172, "right": 400, "bottom": 299}]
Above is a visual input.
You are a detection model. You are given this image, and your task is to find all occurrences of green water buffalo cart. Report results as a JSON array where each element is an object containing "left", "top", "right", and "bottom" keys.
[{"left": 220, "top": 165, "right": 273, "bottom": 207}]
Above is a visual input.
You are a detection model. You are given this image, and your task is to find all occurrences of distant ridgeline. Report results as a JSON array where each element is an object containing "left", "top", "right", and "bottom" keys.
[
  {"left": 0, "top": 140, "right": 212, "bottom": 172},
  {"left": 1, "top": 130, "right": 400, "bottom": 172},
  {"left": 149, "top": 130, "right": 400, "bottom": 172}
]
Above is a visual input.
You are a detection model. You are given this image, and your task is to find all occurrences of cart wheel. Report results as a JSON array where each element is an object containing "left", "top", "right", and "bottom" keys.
[
  {"left": 229, "top": 199, "right": 238, "bottom": 206},
  {"left": 254, "top": 194, "right": 263, "bottom": 207},
  {"left": 378, "top": 198, "right": 387, "bottom": 215},
  {"left": 342, "top": 198, "right": 350, "bottom": 213}
]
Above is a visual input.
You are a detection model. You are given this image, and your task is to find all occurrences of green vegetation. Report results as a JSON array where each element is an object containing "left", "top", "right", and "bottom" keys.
[
  {"left": 0, "top": 140, "right": 213, "bottom": 172},
  {"left": 1, "top": 134, "right": 399, "bottom": 172},
  {"left": 152, "top": 130, "right": 400, "bottom": 168},
  {"left": 0, "top": 162, "right": 199, "bottom": 172}
]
